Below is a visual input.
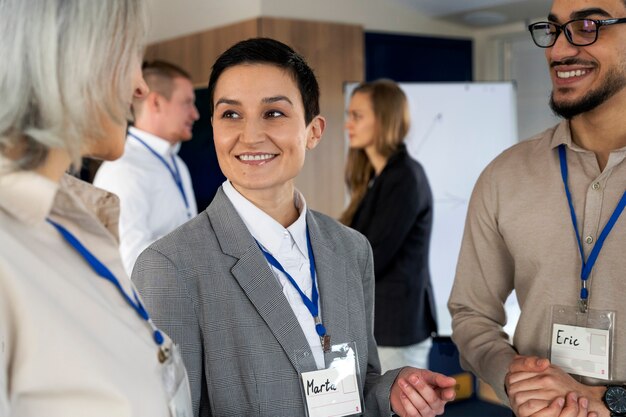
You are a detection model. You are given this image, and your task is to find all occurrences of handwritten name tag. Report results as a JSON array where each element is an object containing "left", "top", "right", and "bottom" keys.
[
  {"left": 301, "top": 361, "right": 361, "bottom": 417},
  {"left": 306, "top": 378, "right": 338, "bottom": 395},
  {"left": 550, "top": 323, "right": 609, "bottom": 380}
]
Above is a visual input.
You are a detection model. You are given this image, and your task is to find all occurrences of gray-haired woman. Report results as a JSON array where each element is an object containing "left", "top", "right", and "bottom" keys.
[{"left": 0, "top": 1, "right": 191, "bottom": 416}]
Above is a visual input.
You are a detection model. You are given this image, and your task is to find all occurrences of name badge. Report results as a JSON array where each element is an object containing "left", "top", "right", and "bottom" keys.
[
  {"left": 550, "top": 323, "right": 609, "bottom": 380},
  {"left": 298, "top": 342, "right": 363, "bottom": 417},
  {"left": 550, "top": 305, "right": 615, "bottom": 381}
]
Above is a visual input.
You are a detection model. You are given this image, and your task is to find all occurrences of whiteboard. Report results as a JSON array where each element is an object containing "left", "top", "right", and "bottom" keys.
[{"left": 345, "top": 82, "right": 521, "bottom": 336}]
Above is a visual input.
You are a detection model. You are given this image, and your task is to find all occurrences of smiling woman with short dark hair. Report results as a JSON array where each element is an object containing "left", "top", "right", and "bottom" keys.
[{"left": 133, "top": 37, "right": 457, "bottom": 417}]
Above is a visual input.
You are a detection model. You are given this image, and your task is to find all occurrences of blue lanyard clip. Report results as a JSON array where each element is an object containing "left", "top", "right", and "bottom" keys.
[
  {"left": 578, "top": 298, "right": 588, "bottom": 314},
  {"left": 579, "top": 280, "right": 589, "bottom": 313}
]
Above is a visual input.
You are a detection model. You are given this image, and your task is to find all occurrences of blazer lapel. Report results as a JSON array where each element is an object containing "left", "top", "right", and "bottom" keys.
[
  {"left": 306, "top": 212, "right": 349, "bottom": 348},
  {"left": 207, "top": 188, "right": 317, "bottom": 372}
]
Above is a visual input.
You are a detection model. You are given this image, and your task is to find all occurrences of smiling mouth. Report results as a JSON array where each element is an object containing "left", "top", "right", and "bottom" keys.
[
  {"left": 556, "top": 69, "right": 589, "bottom": 79},
  {"left": 237, "top": 153, "right": 277, "bottom": 162}
]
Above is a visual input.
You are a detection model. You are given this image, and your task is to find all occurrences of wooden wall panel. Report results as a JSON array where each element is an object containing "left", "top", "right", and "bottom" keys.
[
  {"left": 144, "top": 19, "right": 259, "bottom": 87},
  {"left": 145, "top": 17, "right": 364, "bottom": 218},
  {"left": 259, "top": 17, "right": 364, "bottom": 218}
]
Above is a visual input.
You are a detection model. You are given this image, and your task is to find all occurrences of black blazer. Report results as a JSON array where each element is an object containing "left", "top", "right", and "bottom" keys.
[{"left": 350, "top": 144, "right": 437, "bottom": 346}]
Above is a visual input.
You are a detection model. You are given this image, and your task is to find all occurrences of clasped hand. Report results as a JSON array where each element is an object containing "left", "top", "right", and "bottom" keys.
[
  {"left": 505, "top": 355, "right": 607, "bottom": 417},
  {"left": 389, "top": 367, "right": 456, "bottom": 417}
]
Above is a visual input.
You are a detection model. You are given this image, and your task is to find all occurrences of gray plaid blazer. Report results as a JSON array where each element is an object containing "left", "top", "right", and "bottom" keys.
[{"left": 133, "top": 188, "right": 400, "bottom": 417}]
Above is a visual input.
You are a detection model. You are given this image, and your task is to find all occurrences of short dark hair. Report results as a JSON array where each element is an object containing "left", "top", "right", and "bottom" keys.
[
  {"left": 142, "top": 60, "right": 192, "bottom": 99},
  {"left": 207, "top": 38, "right": 320, "bottom": 125}
]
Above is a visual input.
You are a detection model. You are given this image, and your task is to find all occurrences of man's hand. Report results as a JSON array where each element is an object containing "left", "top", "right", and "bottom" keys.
[
  {"left": 530, "top": 392, "right": 598, "bottom": 417},
  {"left": 505, "top": 355, "right": 608, "bottom": 417},
  {"left": 390, "top": 367, "right": 456, "bottom": 417},
  {"left": 508, "top": 355, "right": 551, "bottom": 376}
]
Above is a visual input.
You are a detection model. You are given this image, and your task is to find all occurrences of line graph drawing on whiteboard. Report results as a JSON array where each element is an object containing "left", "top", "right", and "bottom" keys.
[
  {"left": 436, "top": 192, "right": 467, "bottom": 210},
  {"left": 413, "top": 112, "right": 443, "bottom": 156}
]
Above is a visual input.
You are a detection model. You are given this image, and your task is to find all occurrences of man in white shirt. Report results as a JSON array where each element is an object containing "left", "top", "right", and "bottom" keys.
[{"left": 94, "top": 61, "right": 200, "bottom": 275}]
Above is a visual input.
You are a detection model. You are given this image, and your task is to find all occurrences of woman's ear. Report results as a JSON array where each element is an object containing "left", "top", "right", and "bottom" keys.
[{"left": 306, "top": 116, "right": 326, "bottom": 150}]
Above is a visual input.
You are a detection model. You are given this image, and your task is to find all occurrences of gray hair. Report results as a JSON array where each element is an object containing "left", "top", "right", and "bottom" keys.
[{"left": 0, "top": 0, "right": 148, "bottom": 171}]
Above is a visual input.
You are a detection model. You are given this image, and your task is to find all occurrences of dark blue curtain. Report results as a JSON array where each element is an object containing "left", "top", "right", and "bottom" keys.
[
  {"left": 178, "top": 88, "right": 226, "bottom": 213},
  {"left": 366, "top": 32, "right": 473, "bottom": 82}
]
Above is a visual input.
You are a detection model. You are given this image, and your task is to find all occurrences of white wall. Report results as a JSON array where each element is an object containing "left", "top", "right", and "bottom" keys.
[
  {"left": 472, "top": 17, "right": 561, "bottom": 140},
  {"left": 473, "top": 20, "right": 531, "bottom": 82},
  {"left": 146, "top": 0, "right": 473, "bottom": 44},
  {"left": 146, "top": 0, "right": 262, "bottom": 43}
]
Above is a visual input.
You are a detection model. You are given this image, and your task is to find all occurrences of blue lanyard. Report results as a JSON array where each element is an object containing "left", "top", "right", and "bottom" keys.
[
  {"left": 256, "top": 228, "right": 327, "bottom": 340},
  {"left": 128, "top": 132, "right": 191, "bottom": 218},
  {"left": 46, "top": 218, "right": 165, "bottom": 347},
  {"left": 558, "top": 144, "right": 626, "bottom": 312}
]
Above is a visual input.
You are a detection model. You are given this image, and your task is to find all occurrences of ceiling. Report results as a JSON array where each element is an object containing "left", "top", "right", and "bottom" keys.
[{"left": 393, "top": 0, "right": 552, "bottom": 27}]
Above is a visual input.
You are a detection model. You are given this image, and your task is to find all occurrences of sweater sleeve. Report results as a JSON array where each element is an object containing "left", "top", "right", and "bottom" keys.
[{"left": 448, "top": 162, "right": 517, "bottom": 404}]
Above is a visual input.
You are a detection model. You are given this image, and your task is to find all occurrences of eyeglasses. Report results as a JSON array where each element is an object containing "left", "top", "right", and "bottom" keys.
[{"left": 528, "top": 18, "right": 626, "bottom": 48}]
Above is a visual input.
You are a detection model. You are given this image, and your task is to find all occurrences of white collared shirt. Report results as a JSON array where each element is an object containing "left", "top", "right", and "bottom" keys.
[
  {"left": 222, "top": 180, "right": 325, "bottom": 369},
  {"left": 94, "top": 127, "right": 197, "bottom": 275}
]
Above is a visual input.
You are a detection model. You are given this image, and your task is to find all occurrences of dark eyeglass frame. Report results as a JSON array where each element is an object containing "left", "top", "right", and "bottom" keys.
[{"left": 528, "top": 17, "right": 626, "bottom": 48}]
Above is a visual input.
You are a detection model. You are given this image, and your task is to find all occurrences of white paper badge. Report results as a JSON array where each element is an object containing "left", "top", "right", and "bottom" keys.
[
  {"left": 301, "top": 359, "right": 362, "bottom": 417},
  {"left": 550, "top": 323, "right": 610, "bottom": 380}
]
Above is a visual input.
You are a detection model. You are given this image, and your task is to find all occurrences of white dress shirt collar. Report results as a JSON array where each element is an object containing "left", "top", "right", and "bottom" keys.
[
  {"left": 128, "top": 126, "right": 181, "bottom": 156},
  {"left": 222, "top": 180, "right": 309, "bottom": 259}
]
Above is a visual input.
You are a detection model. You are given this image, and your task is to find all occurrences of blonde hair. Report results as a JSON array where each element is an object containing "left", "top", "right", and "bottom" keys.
[
  {"left": 0, "top": 0, "right": 148, "bottom": 171},
  {"left": 340, "top": 79, "right": 410, "bottom": 225}
]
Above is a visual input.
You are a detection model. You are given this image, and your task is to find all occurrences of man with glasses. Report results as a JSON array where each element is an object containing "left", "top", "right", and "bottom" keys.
[{"left": 449, "top": 0, "right": 626, "bottom": 416}]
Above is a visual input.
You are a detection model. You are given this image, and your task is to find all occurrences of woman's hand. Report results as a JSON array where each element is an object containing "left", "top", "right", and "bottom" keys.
[{"left": 390, "top": 367, "right": 456, "bottom": 417}]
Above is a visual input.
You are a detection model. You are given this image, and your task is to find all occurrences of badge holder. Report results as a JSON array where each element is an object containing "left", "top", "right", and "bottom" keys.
[
  {"left": 549, "top": 305, "right": 615, "bottom": 381},
  {"left": 296, "top": 342, "right": 364, "bottom": 417},
  {"left": 161, "top": 342, "right": 193, "bottom": 417}
]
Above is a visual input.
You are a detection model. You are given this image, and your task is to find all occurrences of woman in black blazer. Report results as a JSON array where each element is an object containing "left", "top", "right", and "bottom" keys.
[{"left": 341, "top": 79, "right": 437, "bottom": 373}]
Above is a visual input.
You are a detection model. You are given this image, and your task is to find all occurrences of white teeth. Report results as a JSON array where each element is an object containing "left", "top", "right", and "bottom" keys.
[
  {"left": 557, "top": 69, "right": 587, "bottom": 79},
  {"left": 238, "top": 154, "right": 275, "bottom": 161}
]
